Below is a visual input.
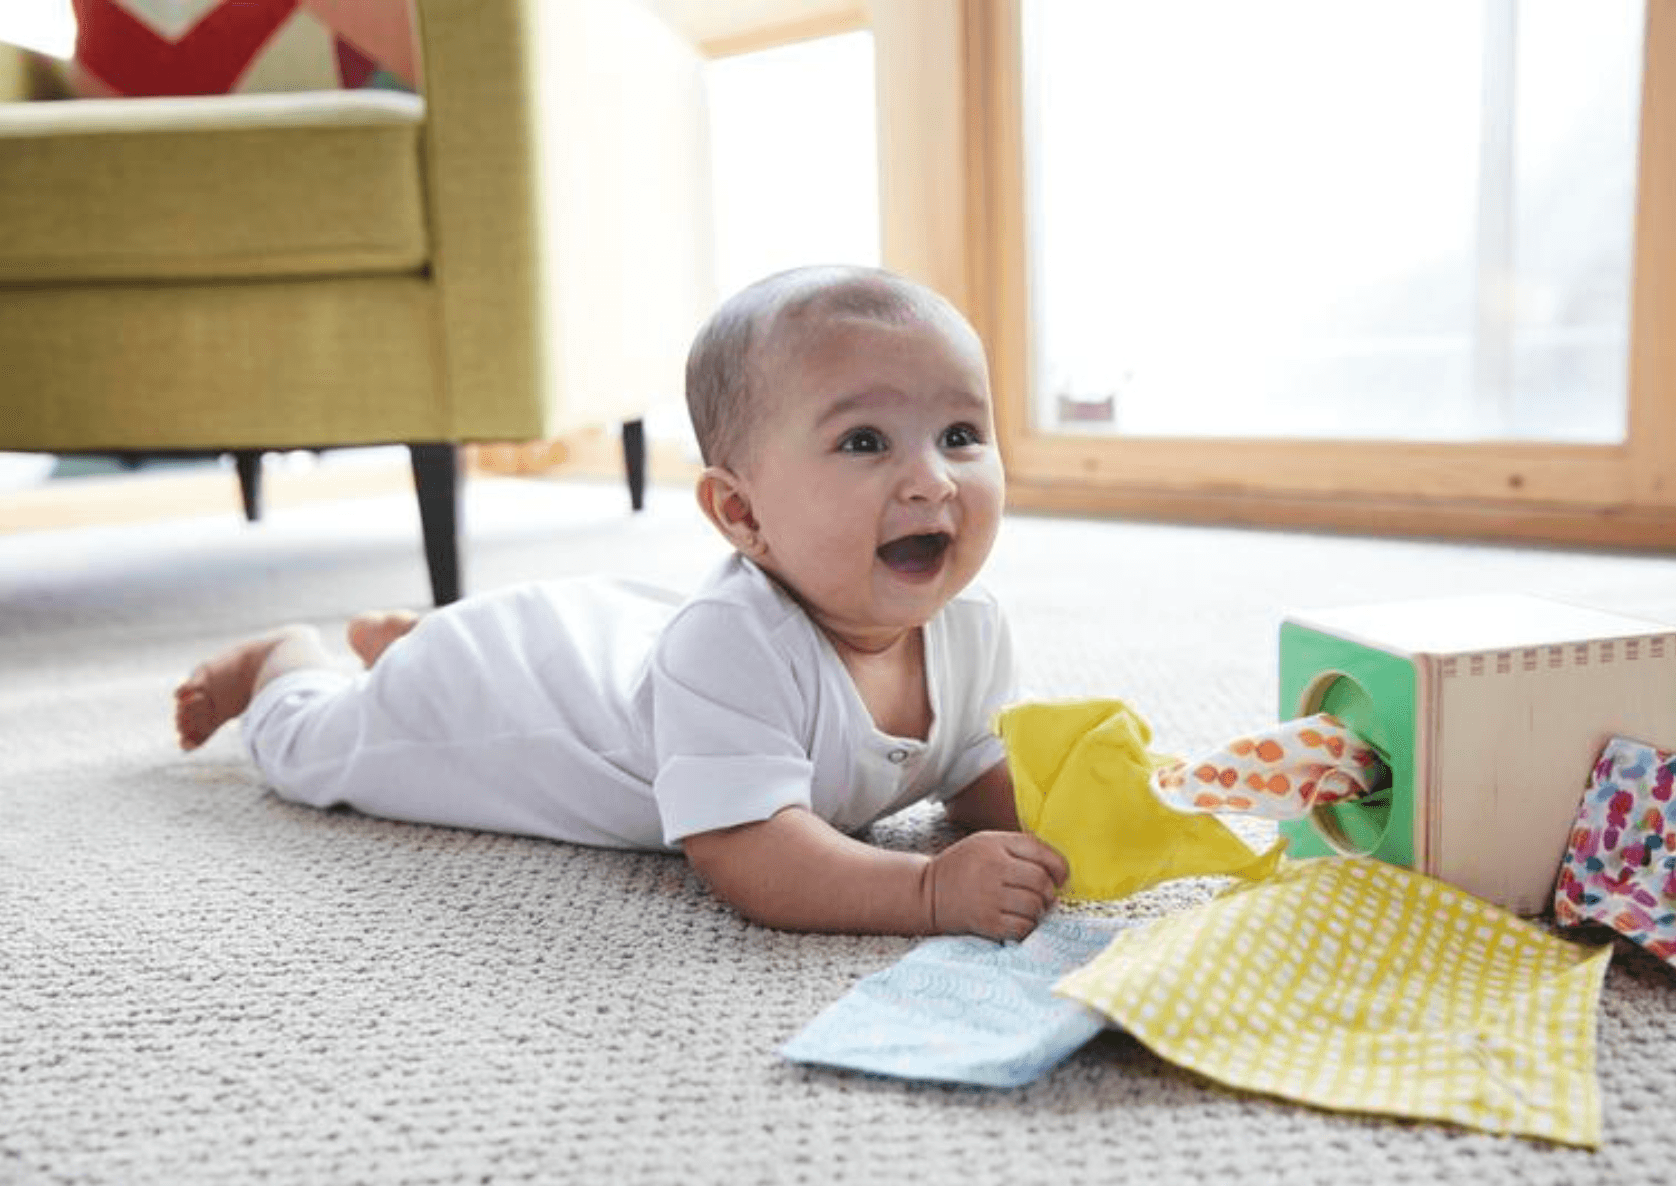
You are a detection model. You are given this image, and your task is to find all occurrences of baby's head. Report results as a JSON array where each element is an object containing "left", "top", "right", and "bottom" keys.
[
  {"left": 686, "top": 265, "right": 974, "bottom": 471},
  {"left": 686, "top": 265, "right": 1005, "bottom": 645}
]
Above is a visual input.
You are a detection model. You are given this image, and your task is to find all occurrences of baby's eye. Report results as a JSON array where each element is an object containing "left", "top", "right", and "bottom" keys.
[
  {"left": 838, "top": 427, "right": 888, "bottom": 454},
  {"left": 941, "top": 422, "right": 985, "bottom": 449}
]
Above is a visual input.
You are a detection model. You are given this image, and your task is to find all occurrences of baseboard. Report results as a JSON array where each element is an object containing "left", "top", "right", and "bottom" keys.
[
  {"left": 0, "top": 434, "right": 703, "bottom": 535},
  {"left": 1006, "top": 478, "right": 1676, "bottom": 553}
]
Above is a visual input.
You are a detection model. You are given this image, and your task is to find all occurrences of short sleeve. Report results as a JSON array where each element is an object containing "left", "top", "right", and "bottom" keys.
[
  {"left": 649, "top": 599, "right": 817, "bottom": 845},
  {"left": 931, "top": 592, "right": 1018, "bottom": 800}
]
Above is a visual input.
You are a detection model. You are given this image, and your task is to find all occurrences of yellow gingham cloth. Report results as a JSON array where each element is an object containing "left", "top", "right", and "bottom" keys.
[{"left": 1055, "top": 857, "right": 1612, "bottom": 1147}]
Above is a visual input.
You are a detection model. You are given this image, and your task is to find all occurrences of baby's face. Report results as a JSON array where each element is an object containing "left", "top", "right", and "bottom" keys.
[{"left": 734, "top": 309, "right": 1004, "bottom": 648}]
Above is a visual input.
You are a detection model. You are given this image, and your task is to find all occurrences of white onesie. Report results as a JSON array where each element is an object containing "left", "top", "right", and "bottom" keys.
[{"left": 241, "top": 554, "right": 1016, "bottom": 851}]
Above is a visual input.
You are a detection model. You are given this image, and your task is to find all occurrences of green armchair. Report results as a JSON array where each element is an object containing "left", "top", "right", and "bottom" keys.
[{"left": 0, "top": 0, "right": 714, "bottom": 603}]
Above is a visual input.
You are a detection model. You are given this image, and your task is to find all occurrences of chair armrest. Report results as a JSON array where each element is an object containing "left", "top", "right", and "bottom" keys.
[
  {"left": 0, "top": 43, "right": 29, "bottom": 101},
  {"left": 0, "top": 42, "right": 74, "bottom": 102},
  {"left": 414, "top": 0, "right": 715, "bottom": 440}
]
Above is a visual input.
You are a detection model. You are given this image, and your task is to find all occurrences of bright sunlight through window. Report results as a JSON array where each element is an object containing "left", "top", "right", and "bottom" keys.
[
  {"left": 1026, "top": 0, "right": 1645, "bottom": 444},
  {"left": 705, "top": 31, "right": 880, "bottom": 300},
  {"left": 0, "top": 0, "right": 75, "bottom": 58}
]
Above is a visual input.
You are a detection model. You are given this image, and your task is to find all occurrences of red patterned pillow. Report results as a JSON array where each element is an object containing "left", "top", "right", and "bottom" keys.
[{"left": 68, "top": 0, "right": 421, "bottom": 97}]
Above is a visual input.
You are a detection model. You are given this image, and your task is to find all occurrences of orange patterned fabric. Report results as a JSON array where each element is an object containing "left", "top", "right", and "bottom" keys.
[{"left": 1151, "top": 712, "right": 1389, "bottom": 820}]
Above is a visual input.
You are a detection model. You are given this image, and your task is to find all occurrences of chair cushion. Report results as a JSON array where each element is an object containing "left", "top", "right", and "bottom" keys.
[
  {"left": 67, "top": 0, "right": 421, "bottom": 97},
  {"left": 0, "top": 89, "right": 428, "bottom": 283}
]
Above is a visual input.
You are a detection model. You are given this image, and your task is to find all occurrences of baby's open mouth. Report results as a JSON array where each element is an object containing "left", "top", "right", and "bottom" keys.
[{"left": 876, "top": 532, "right": 952, "bottom": 575}]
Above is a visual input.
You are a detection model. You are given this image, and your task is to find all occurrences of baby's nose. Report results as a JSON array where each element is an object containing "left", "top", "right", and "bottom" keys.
[{"left": 901, "top": 449, "right": 958, "bottom": 501}]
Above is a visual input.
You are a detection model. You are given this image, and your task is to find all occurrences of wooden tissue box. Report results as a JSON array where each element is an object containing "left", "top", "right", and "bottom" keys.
[{"left": 1277, "top": 594, "right": 1676, "bottom": 914}]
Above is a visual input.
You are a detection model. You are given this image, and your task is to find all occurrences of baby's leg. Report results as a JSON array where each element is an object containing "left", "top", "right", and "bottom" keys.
[
  {"left": 346, "top": 610, "right": 422, "bottom": 667},
  {"left": 174, "top": 624, "right": 335, "bottom": 751}
]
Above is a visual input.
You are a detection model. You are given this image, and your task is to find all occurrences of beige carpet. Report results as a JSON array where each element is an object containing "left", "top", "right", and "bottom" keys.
[{"left": 5, "top": 474, "right": 1676, "bottom": 1185}]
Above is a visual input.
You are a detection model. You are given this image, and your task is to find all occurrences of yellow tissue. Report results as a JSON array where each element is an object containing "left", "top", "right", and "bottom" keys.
[{"left": 997, "top": 699, "right": 1284, "bottom": 901}]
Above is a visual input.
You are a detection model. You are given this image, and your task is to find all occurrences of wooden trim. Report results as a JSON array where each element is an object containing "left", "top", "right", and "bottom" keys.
[
  {"left": 967, "top": 0, "right": 1031, "bottom": 469},
  {"left": 0, "top": 435, "right": 702, "bottom": 535},
  {"left": 971, "top": 0, "right": 1676, "bottom": 549},
  {"left": 698, "top": 6, "right": 869, "bottom": 58},
  {"left": 1628, "top": 0, "right": 1676, "bottom": 507},
  {"left": 1005, "top": 478, "right": 1676, "bottom": 552},
  {"left": 1003, "top": 437, "right": 1638, "bottom": 507},
  {"left": 0, "top": 458, "right": 416, "bottom": 535},
  {"left": 471, "top": 429, "right": 701, "bottom": 487},
  {"left": 872, "top": 0, "right": 975, "bottom": 316}
]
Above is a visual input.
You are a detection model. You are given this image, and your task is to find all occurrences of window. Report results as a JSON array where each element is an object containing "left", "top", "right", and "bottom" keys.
[
  {"left": 0, "top": 0, "right": 75, "bottom": 58},
  {"left": 705, "top": 31, "right": 880, "bottom": 297},
  {"left": 641, "top": 28, "right": 880, "bottom": 459},
  {"left": 1027, "top": 1, "right": 1644, "bottom": 446},
  {"left": 928, "top": 0, "right": 1676, "bottom": 547}
]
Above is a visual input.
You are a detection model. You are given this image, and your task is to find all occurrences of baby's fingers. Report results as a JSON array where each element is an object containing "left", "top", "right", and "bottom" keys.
[
  {"left": 989, "top": 908, "right": 1039, "bottom": 943},
  {"left": 997, "top": 886, "right": 1054, "bottom": 937},
  {"left": 1007, "top": 833, "right": 1070, "bottom": 888},
  {"left": 1001, "top": 853, "right": 1060, "bottom": 911},
  {"left": 995, "top": 854, "right": 1063, "bottom": 941},
  {"left": 928, "top": 832, "right": 1069, "bottom": 940}
]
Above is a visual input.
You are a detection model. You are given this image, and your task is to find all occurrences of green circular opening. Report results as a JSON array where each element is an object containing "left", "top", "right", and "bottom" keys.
[{"left": 1299, "top": 672, "right": 1390, "bottom": 858}]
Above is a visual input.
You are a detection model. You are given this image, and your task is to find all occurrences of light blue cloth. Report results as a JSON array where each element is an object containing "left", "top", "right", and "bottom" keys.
[{"left": 778, "top": 913, "right": 1129, "bottom": 1087}]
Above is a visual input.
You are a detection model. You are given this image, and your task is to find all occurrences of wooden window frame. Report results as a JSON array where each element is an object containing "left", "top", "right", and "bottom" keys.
[
  {"left": 872, "top": 0, "right": 1676, "bottom": 549},
  {"left": 654, "top": 1, "right": 869, "bottom": 59}
]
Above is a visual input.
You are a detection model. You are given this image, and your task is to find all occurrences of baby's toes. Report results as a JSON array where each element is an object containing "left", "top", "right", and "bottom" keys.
[{"left": 175, "top": 687, "right": 215, "bottom": 749}]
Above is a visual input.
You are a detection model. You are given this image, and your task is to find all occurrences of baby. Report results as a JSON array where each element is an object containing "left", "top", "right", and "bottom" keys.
[{"left": 175, "top": 264, "right": 1068, "bottom": 940}]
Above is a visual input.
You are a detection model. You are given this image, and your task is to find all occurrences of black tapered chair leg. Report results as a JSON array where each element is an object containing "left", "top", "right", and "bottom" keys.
[
  {"left": 409, "top": 442, "right": 462, "bottom": 606},
  {"left": 622, "top": 418, "right": 647, "bottom": 512},
  {"left": 233, "top": 450, "right": 263, "bottom": 522}
]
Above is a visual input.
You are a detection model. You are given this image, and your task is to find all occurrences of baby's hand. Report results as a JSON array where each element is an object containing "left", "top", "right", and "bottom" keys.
[{"left": 927, "top": 832, "right": 1069, "bottom": 941}]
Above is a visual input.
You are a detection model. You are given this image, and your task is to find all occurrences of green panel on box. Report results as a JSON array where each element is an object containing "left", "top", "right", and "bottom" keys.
[{"left": 1277, "top": 623, "right": 1418, "bottom": 866}]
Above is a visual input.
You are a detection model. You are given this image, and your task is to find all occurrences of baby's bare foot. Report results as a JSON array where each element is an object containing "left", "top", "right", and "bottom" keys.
[
  {"left": 347, "top": 610, "right": 421, "bottom": 667},
  {"left": 174, "top": 632, "right": 292, "bottom": 751}
]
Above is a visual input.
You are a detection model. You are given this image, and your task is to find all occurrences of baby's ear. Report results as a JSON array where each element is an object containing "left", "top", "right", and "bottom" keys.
[{"left": 695, "top": 466, "right": 765, "bottom": 555}]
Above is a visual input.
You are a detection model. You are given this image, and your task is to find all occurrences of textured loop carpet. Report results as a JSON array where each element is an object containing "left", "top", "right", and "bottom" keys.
[{"left": 4, "top": 475, "right": 1675, "bottom": 1185}]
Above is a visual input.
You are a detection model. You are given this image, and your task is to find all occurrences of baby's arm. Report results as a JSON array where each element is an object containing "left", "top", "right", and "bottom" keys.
[
  {"left": 682, "top": 805, "right": 1066, "bottom": 940},
  {"left": 943, "top": 760, "right": 1021, "bottom": 831}
]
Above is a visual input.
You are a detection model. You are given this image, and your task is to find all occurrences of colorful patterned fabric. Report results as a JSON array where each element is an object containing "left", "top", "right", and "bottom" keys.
[
  {"left": 1056, "top": 857, "right": 1611, "bottom": 1148},
  {"left": 69, "top": 0, "right": 420, "bottom": 98},
  {"left": 1554, "top": 735, "right": 1676, "bottom": 964},
  {"left": 778, "top": 914, "right": 1130, "bottom": 1088},
  {"left": 997, "top": 699, "right": 1285, "bottom": 902},
  {"left": 1151, "top": 712, "right": 1389, "bottom": 820}
]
